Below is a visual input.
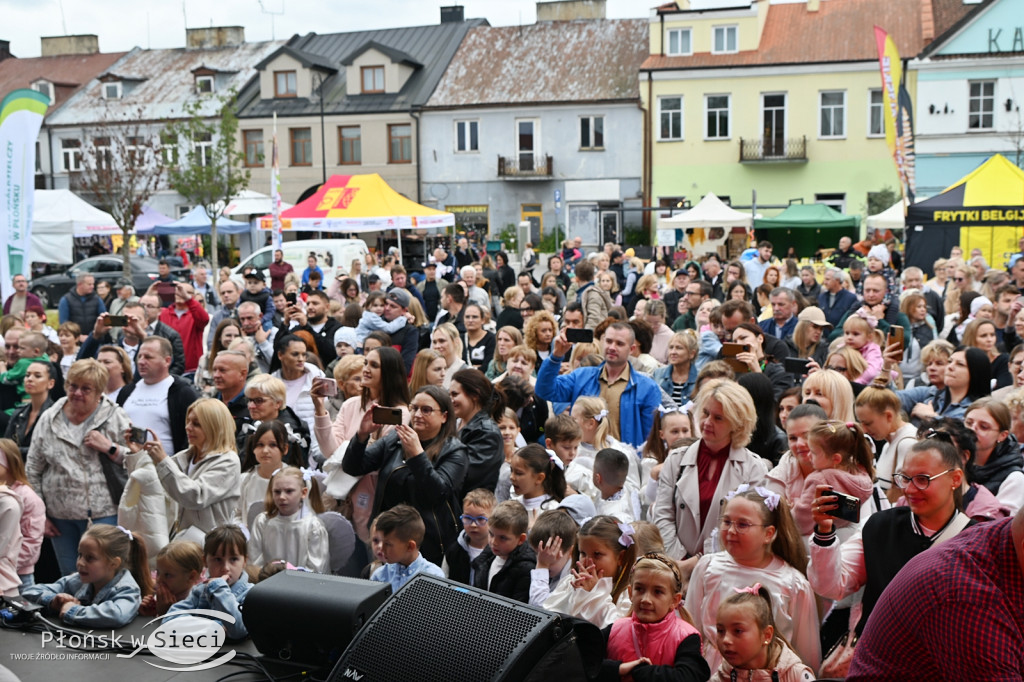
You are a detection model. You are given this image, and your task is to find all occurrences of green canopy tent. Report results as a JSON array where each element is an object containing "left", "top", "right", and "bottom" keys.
[{"left": 753, "top": 204, "right": 860, "bottom": 258}]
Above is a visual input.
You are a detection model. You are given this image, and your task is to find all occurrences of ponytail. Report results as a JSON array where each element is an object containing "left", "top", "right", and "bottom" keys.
[
  {"left": 83, "top": 524, "right": 153, "bottom": 597},
  {"left": 516, "top": 443, "right": 567, "bottom": 502},
  {"left": 720, "top": 584, "right": 794, "bottom": 669}
]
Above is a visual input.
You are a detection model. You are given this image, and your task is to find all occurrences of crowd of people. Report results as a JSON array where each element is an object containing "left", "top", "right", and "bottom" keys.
[{"left": 2, "top": 234, "right": 1024, "bottom": 680}]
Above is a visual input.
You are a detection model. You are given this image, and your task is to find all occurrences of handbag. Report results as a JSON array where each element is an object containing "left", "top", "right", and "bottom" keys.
[
  {"left": 98, "top": 449, "right": 129, "bottom": 506},
  {"left": 819, "top": 602, "right": 862, "bottom": 678}
]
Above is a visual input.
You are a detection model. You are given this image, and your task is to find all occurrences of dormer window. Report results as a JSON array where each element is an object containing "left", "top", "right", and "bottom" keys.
[
  {"left": 103, "top": 82, "right": 122, "bottom": 100},
  {"left": 195, "top": 75, "right": 215, "bottom": 94},
  {"left": 32, "top": 81, "right": 54, "bottom": 102},
  {"left": 274, "top": 70, "right": 297, "bottom": 98},
  {"left": 361, "top": 66, "right": 384, "bottom": 94}
]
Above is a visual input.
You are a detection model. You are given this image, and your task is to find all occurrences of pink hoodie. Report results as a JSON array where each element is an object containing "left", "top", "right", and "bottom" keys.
[{"left": 794, "top": 467, "right": 874, "bottom": 536}]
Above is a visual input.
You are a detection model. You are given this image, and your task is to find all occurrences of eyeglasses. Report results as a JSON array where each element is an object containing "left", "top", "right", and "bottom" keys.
[
  {"left": 719, "top": 518, "right": 766, "bottom": 533},
  {"left": 954, "top": 277, "right": 966, "bottom": 282},
  {"left": 894, "top": 469, "right": 954, "bottom": 490},
  {"left": 247, "top": 397, "right": 270, "bottom": 405},
  {"left": 460, "top": 514, "right": 488, "bottom": 526},
  {"left": 409, "top": 405, "right": 437, "bottom": 415}
]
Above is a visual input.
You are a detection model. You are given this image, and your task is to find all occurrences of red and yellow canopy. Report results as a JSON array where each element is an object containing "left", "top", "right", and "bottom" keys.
[{"left": 259, "top": 173, "right": 453, "bottom": 232}]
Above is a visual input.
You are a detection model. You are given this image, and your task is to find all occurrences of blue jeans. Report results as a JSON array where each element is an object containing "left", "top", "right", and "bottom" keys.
[{"left": 50, "top": 516, "right": 118, "bottom": 576}]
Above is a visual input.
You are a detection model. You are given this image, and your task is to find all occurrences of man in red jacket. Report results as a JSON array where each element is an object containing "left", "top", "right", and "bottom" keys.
[
  {"left": 268, "top": 249, "right": 293, "bottom": 291},
  {"left": 158, "top": 281, "right": 209, "bottom": 376}
]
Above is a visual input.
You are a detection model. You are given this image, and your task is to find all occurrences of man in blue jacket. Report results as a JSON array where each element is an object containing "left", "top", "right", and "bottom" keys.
[
  {"left": 817, "top": 267, "right": 859, "bottom": 328},
  {"left": 535, "top": 322, "right": 661, "bottom": 449}
]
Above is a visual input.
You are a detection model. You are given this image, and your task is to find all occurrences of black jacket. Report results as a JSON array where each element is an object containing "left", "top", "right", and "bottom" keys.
[
  {"left": 472, "top": 541, "right": 536, "bottom": 603},
  {"left": 4, "top": 397, "right": 52, "bottom": 457},
  {"left": 117, "top": 375, "right": 199, "bottom": 454},
  {"left": 596, "top": 627, "right": 709, "bottom": 682},
  {"left": 494, "top": 307, "right": 523, "bottom": 331},
  {"left": 457, "top": 410, "right": 505, "bottom": 498},
  {"left": 343, "top": 431, "right": 468, "bottom": 565},
  {"left": 796, "top": 280, "right": 822, "bottom": 302},
  {"left": 236, "top": 405, "right": 311, "bottom": 467},
  {"left": 293, "top": 317, "right": 342, "bottom": 366},
  {"left": 78, "top": 322, "right": 186, "bottom": 377}
]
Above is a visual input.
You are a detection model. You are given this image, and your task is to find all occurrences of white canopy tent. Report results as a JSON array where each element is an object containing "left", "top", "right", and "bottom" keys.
[
  {"left": 222, "top": 189, "right": 292, "bottom": 217},
  {"left": 658, "top": 192, "right": 756, "bottom": 228},
  {"left": 866, "top": 198, "right": 909, "bottom": 230},
  {"left": 32, "top": 189, "right": 119, "bottom": 264}
]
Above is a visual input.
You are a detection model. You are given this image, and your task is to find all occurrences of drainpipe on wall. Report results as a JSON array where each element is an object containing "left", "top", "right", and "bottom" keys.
[
  {"left": 411, "top": 108, "right": 422, "bottom": 204},
  {"left": 46, "top": 126, "right": 55, "bottom": 189},
  {"left": 645, "top": 71, "right": 653, "bottom": 232}
]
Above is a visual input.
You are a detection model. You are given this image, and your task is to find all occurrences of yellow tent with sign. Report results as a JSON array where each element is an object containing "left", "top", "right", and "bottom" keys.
[{"left": 906, "top": 154, "right": 1024, "bottom": 274}]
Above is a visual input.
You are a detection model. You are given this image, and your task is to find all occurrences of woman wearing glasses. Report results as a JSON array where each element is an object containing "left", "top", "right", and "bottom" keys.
[
  {"left": 807, "top": 434, "right": 972, "bottom": 656},
  {"left": 25, "top": 359, "right": 131, "bottom": 575},
  {"left": 963, "top": 398, "right": 1024, "bottom": 514},
  {"left": 342, "top": 385, "right": 467, "bottom": 565}
]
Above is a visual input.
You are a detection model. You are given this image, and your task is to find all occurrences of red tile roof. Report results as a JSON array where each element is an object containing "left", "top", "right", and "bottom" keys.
[
  {"left": 641, "top": 0, "right": 973, "bottom": 71},
  {"left": 0, "top": 51, "right": 127, "bottom": 112}
]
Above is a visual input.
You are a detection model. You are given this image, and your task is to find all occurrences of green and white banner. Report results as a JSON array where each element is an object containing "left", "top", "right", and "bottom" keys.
[{"left": 0, "top": 88, "right": 48, "bottom": 297}]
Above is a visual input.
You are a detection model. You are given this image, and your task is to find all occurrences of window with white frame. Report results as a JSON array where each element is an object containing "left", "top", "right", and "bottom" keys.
[
  {"left": 160, "top": 133, "right": 178, "bottom": 166},
  {"left": 94, "top": 137, "right": 112, "bottom": 170},
  {"left": 195, "top": 133, "right": 213, "bottom": 167},
  {"left": 712, "top": 25, "right": 737, "bottom": 54},
  {"left": 195, "top": 75, "right": 215, "bottom": 94},
  {"left": 61, "top": 138, "right": 82, "bottom": 172},
  {"left": 816, "top": 193, "right": 846, "bottom": 213},
  {"left": 455, "top": 120, "right": 478, "bottom": 152},
  {"left": 705, "top": 94, "right": 730, "bottom": 139},
  {"left": 666, "top": 28, "right": 692, "bottom": 56},
  {"left": 102, "top": 82, "right": 122, "bottom": 100},
  {"left": 126, "top": 136, "right": 145, "bottom": 164},
  {"left": 580, "top": 115, "right": 605, "bottom": 150},
  {"left": 659, "top": 96, "right": 683, "bottom": 141},
  {"left": 968, "top": 80, "right": 995, "bottom": 130},
  {"left": 819, "top": 90, "right": 846, "bottom": 138},
  {"left": 32, "top": 81, "right": 53, "bottom": 102},
  {"left": 868, "top": 89, "right": 884, "bottom": 137}
]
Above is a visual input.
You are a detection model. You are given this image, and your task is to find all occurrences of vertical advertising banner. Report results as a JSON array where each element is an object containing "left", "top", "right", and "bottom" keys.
[
  {"left": 0, "top": 89, "right": 48, "bottom": 297},
  {"left": 874, "top": 26, "right": 916, "bottom": 203},
  {"left": 271, "top": 112, "right": 282, "bottom": 250}
]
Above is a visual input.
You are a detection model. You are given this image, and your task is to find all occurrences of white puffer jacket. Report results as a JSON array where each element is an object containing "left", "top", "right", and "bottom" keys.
[{"left": 118, "top": 451, "right": 177, "bottom": 567}]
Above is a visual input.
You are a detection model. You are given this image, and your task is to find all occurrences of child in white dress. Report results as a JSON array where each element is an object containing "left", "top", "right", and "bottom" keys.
[{"left": 248, "top": 466, "right": 330, "bottom": 573}]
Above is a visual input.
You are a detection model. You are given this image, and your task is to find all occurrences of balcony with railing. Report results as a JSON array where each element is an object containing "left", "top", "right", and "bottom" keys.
[
  {"left": 739, "top": 136, "right": 807, "bottom": 163},
  {"left": 497, "top": 154, "right": 553, "bottom": 179}
]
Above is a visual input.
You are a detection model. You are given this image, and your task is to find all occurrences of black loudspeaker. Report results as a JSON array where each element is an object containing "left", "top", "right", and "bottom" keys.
[
  {"left": 327, "top": 574, "right": 599, "bottom": 682},
  {"left": 243, "top": 571, "right": 391, "bottom": 665}
]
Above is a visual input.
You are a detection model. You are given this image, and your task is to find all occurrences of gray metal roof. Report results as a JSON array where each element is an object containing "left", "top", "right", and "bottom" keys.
[
  {"left": 235, "top": 19, "right": 487, "bottom": 119},
  {"left": 46, "top": 39, "right": 286, "bottom": 126}
]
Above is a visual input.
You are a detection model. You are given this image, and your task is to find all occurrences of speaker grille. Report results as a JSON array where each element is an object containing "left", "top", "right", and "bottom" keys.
[{"left": 332, "top": 577, "right": 555, "bottom": 682}]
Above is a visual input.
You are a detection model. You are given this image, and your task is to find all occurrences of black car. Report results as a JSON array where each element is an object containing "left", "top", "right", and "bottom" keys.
[{"left": 29, "top": 255, "right": 191, "bottom": 309}]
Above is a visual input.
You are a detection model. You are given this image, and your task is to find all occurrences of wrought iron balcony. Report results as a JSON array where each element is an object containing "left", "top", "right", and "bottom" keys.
[
  {"left": 497, "top": 154, "right": 553, "bottom": 179},
  {"left": 739, "top": 136, "right": 807, "bottom": 163}
]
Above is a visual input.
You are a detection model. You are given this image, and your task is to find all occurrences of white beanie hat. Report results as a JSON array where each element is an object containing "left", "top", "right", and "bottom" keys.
[{"left": 867, "top": 244, "right": 890, "bottom": 265}]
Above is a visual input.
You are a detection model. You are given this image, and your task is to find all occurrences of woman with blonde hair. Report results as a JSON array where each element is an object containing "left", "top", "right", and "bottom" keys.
[
  {"left": 653, "top": 331, "right": 699, "bottom": 404},
  {"left": 800, "top": 368, "right": 855, "bottom": 422},
  {"left": 486, "top": 326, "right": 523, "bottom": 380},
  {"left": 495, "top": 286, "right": 524, "bottom": 330},
  {"left": 821, "top": 345, "right": 869, "bottom": 385},
  {"left": 431, "top": 322, "right": 465, "bottom": 389},
  {"left": 137, "top": 397, "right": 241, "bottom": 543},
  {"left": 651, "top": 379, "right": 768, "bottom": 562},
  {"left": 524, "top": 310, "right": 557, "bottom": 362},
  {"left": 924, "top": 257, "right": 948, "bottom": 297},
  {"left": 410, "top": 349, "right": 447, "bottom": 393}
]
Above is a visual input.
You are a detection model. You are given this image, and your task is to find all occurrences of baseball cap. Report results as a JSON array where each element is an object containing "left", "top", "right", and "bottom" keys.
[{"left": 386, "top": 288, "right": 411, "bottom": 309}]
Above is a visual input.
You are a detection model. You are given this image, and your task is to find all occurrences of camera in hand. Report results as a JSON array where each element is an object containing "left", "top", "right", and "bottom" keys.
[
  {"left": 129, "top": 427, "right": 148, "bottom": 445},
  {"left": 826, "top": 489, "right": 861, "bottom": 523},
  {"left": 565, "top": 328, "right": 593, "bottom": 344},
  {"left": 372, "top": 406, "right": 403, "bottom": 425},
  {"left": 784, "top": 357, "right": 811, "bottom": 376}
]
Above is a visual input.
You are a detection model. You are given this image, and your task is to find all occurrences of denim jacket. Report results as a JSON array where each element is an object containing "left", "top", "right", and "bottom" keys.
[
  {"left": 22, "top": 568, "right": 140, "bottom": 628},
  {"left": 167, "top": 573, "right": 252, "bottom": 640}
]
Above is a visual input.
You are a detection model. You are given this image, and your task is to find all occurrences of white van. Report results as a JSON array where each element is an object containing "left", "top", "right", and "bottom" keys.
[{"left": 233, "top": 239, "right": 370, "bottom": 283}]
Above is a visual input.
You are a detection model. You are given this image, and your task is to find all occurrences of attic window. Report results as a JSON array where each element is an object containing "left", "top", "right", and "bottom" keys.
[
  {"left": 32, "top": 81, "right": 54, "bottom": 102},
  {"left": 274, "top": 70, "right": 297, "bottom": 98},
  {"left": 195, "top": 75, "right": 215, "bottom": 94},
  {"left": 361, "top": 66, "right": 384, "bottom": 94},
  {"left": 103, "top": 82, "right": 122, "bottom": 100}
]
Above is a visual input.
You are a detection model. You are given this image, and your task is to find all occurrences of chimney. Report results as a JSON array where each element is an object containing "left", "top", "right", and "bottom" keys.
[
  {"left": 186, "top": 26, "right": 245, "bottom": 49},
  {"left": 807, "top": 0, "right": 820, "bottom": 11},
  {"left": 440, "top": 5, "right": 465, "bottom": 23},
  {"left": 537, "top": 0, "right": 607, "bottom": 22},
  {"left": 921, "top": 0, "right": 935, "bottom": 43},
  {"left": 41, "top": 34, "right": 99, "bottom": 57},
  {"left": 0, "top": 40, "right": 11, "bottom": 62}
]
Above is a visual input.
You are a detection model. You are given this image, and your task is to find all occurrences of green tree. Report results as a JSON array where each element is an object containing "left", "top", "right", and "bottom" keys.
[
  {"left": 164, "top": 93, "right": 250, "bottom": 275},
  {"left": 866, "top": 186, "right": 900, "bottom": 217},
  {"left": 74, "top": 109, "right": 165, "bottom": 277}
]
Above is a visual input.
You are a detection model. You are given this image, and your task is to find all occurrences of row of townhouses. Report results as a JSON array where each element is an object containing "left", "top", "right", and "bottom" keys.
[{"left": 0, "top": 0, "right": 1020, "bottom": 252}]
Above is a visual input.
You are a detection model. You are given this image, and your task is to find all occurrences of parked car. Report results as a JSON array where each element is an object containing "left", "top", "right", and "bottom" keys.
[
  {"left": 233, "top": 239, "right": 369, "bottom": 283},
  {"left": 29, "top": 255, "right": 191, "bottom": 309}
]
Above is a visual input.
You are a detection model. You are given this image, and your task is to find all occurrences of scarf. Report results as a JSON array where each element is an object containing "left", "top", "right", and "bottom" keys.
[{"left": 608, "top": 612, "right": 700, "bottom": 670}]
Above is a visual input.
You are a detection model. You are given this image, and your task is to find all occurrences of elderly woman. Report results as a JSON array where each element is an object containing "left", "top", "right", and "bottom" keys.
[
  {"left": 138, "top": 397, "right": 240, "bottom": 544},
  {"left": 342, "top": 385, "right": 468, "bottom": 564},
  {"left": 652, "top": 379, "right": 769, "bottom": 564},
  {"left": 432, "top": 322, "right": 466, "bottom": 389},
  {"left": 238, "top": 374, "right": 312, "bottom": 467},
  {"left": 26, "top": 359, "right": 131, "bottom": 574}
]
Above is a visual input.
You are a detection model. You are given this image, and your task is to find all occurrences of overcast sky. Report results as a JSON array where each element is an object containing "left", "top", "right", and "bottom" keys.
[{"left": 2, "top": 0, "right": 754, "bottom": 57}]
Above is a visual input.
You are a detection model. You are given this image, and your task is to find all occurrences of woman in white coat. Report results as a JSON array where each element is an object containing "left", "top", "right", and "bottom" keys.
[
  {"left": 141, "top": 398, "right": 241, "bottom": 544},
  {"left": 117, "top": 448, "right": 176, "bottom": 568},
  {"left": 652, "top": 379, "right": 769, "bottom": 566}
]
